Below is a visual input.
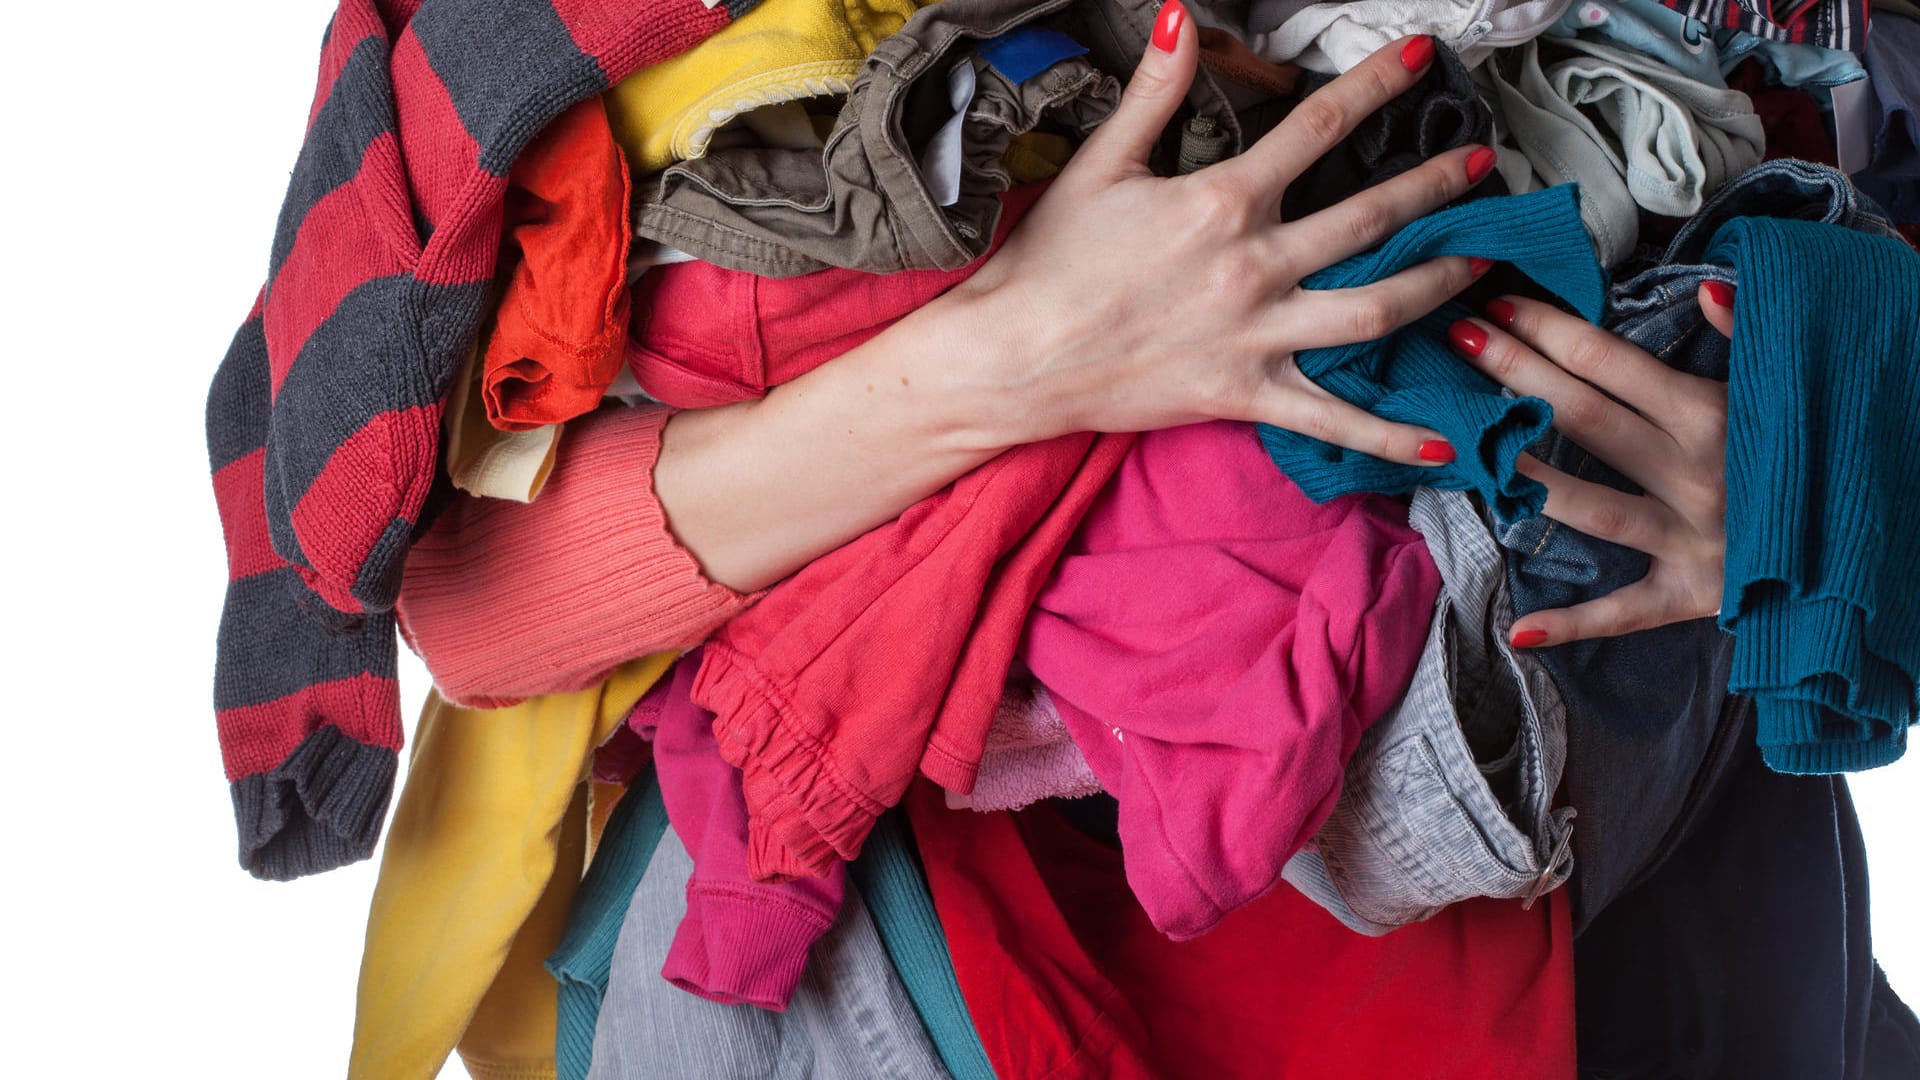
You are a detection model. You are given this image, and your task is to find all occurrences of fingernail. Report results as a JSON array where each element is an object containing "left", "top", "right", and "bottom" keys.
[
  {"left": 1703, "top": 279, "right": 1734, "bottom": 308},
  {"left": 1418, "top": 439, "right": 1457, "bottom": 464},
  {"left": 1510, "top": 628, "right": 1550, "bottom": 649},
  {"left": 1466, "top": 145, "right": 1497, "bottom": 184},
  {"left": 1400, "top": 34, "right": 1436, "bottom": 72},
  {"left": 1447, "top": 319, "right": 1488, "bottom": 357},
  {"left": 1468, "top": 257, "right": 1494, "bottom": 277},
  {"left": 1484, "top": 298, "right": 1516, "bottom": 329},
  {"left": 1152, "top": 0, "right": 1186, "bottom": 52}
]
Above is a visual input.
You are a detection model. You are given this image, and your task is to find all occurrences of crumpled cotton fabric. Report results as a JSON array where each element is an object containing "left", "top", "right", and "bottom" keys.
[
  {"left": 1477, "top": 26, "right": 1763, "bottom": 265},
  {"left": 1253, "top": 0, "right": 1575, "bottom": 74}
]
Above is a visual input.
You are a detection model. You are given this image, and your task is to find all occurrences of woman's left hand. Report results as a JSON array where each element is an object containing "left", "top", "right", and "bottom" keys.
[{"left": 1445, "top": 282, "right": 1737, "bottom": 649}]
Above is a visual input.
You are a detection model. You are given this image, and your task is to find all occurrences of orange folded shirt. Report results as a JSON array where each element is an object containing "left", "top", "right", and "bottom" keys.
[{"left": 482, "top": 96, "right": 633, "bottom": 432}]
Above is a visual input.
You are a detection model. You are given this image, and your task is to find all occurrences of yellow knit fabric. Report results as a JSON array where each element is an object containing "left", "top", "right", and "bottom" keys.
[
  {"left": 349, "top": 654, "right": 675, "bottom": 1080},
  {"left": 605, "top": 0, "right": 923, "bottom": 175}
]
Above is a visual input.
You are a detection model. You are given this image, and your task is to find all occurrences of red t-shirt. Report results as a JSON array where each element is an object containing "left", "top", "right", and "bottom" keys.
[{"left": 908, "top": 783, "right": 1576, "bottom": 1080}]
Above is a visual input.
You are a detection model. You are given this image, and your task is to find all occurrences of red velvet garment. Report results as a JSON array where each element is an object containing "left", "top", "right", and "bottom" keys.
[{"left": 907, "top": 784, "right": 1577, "bottom": 1080}]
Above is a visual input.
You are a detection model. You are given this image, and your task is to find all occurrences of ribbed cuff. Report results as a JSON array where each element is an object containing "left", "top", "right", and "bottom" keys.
[
  {"left": 1757, "top": 697, "right": 1910, "bottom": 774},
  {"left": 231, "top": 725, "right": 396, "bottom": 881},
  {"left": 397, "top": 405, "right": 760, "bottom": 705},
  {"left": 661, "top": 884, "right": 836, "bottom": 1012},
  {"left": 1730, "top": 590, "right": 1915, "bottom": 773}
]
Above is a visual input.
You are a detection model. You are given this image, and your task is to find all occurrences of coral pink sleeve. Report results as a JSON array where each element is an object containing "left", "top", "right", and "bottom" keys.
[{"left": 397, "top": 404, "right": 760, "bottom": 707}]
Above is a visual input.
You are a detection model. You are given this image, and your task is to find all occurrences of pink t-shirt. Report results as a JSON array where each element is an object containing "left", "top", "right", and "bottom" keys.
[{"left": 1023, "top": 420, "right": 1441, "bottom": 940}]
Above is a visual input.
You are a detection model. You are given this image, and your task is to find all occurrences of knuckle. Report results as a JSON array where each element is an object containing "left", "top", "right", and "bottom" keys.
[
  {"left": 1561, "top": 331, "right": 1617, "bottom": 379},
  {"left": 1586, "top": 498, "right": 1637, "bottom": 542},
  {"left": 1288, "top": 98, "right": 1347, "bottom": 149},
  {"left": 1677, "top": 473, "right": 1727, "bottom": 532},
  {"left": 1559, "top": 389, "right": 1615, "bottom": 435},
  {"left": 1189, "top": 175, "right": 1253, "bottom": 231},
  {"left": 1302, "top": 403, "right": 1344, "bottom": 443},
  {"left": 1346, "top": 296, "right": 1398, "bottom": 341},
  {"left": 1342, "top": 198, "right": 1394, "bottom": 250},
  {"left": 1125, "top": 63, "right": 1173, "bottom": 103},
  {"left": 1361, "top": 62, "right": 1400, "bottom": 106}
]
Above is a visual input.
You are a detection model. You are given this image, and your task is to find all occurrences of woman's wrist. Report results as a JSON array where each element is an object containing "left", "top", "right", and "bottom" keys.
[{"left": 652, "top": 297, "right": 1024, "bottom": 593}]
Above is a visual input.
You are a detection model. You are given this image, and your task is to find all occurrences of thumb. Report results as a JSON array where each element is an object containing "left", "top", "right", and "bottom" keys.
[
  {"left": 1078, "top": 0, "right": 1198, "bottom": 176},
  {"left": 1699, "top": 279, "right": 1735, "bottom": 340}
]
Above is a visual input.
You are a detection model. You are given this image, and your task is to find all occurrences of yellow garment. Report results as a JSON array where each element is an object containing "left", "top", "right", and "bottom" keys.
[
  {"left": 460, "top": 788, "right": 588, "bottom": 1080},
  {"left": 446, "top": 330, "right": 562, "bottom": 503},
  {"left": 349, "top": 655, "right": 674, "bottom": 1080},
  {"left": 605, "top": 0, "right": 922, "bottom": 175},
  {"left": 1003, "top": 131, "right": 1073, "bottom": 183}
]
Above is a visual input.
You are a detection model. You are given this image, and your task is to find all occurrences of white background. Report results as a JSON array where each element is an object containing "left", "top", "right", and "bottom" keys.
[{"left": 4, "top": 4, "right": 1914, "bottom": 1077}]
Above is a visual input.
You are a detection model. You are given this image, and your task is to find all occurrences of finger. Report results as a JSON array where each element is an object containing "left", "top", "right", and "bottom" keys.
[
  {"left": 1449, "top": 314, "right": 1695, "bottom": 502},
  {"left": 1481, "top": 295, "right": 1711, "bottom": 433},
  {"left": 1075, "top": 0, "right": 1198, "bottom": 177},
  {"left": 1516, "top": 453, "right": 1678, "bottom": 556},
  {"left": 1699, "top": 279, "right": 1735, "bottom": 340},
  {"left": 1507, "top": 578, "right": 1697, "bottom": 648},
  {"left": 1253, "top": 366, "right": 1456, "bottom": 467},
  {"left": 1221, "top": 35, "right": 1453, "bottom": 194},
  {"left": 1281, "top": 255, "right": 1484, "bottom": 351},
  {"left": 1279, "top": 144, "right": 1494, "bottom": 266}
]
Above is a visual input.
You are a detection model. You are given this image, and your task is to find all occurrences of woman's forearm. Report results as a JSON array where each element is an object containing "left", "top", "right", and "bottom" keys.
[{"left": 653, "top": 293, "right": 1015, "bottom": 593}]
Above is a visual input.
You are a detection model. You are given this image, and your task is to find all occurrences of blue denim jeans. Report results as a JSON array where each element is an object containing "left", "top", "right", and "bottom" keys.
[{"left": 1495, "top": 160, "right": 1899, "bottom": 932}]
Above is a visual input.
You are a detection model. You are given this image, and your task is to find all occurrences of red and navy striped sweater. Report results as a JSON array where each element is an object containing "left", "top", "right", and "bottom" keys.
[{"left": 205, "top": 0, "right": 760, "bottom": 881}]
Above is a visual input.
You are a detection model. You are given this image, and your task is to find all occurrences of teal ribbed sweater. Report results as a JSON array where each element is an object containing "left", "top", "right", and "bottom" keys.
[
  {"left": 1260, "top": 184, "right": 1609, "bottom": 522},
  {"left": 1708, "top": 217, "right": 1920, "bottom": 773},
  {"left": 546, "top": 771, "right": 671, "bottom": 1080}
]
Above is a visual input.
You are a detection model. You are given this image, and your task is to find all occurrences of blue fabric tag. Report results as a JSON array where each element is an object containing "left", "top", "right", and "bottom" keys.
[{"left": 978, "top": 27, "right": 1088, "bottom": 84}]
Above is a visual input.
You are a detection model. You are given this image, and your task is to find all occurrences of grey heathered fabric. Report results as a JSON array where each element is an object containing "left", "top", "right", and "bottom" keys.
[
  {"left": 589, "top": 830, "right": 953, "bottom": 1080},
  {"left": 1283, "top": 487, "right": 1574, "bottom": 934}
]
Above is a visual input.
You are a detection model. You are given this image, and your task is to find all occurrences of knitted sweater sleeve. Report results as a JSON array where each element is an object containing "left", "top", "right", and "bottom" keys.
[
  {"left": 203, "top": 0, "right": 758, "bottom": 881},
  {"left": 208, "top": 296, "right": 404, "bottom": 883},
  {"left": 397, "top": 404, "right": 761, "bottom": 707}
]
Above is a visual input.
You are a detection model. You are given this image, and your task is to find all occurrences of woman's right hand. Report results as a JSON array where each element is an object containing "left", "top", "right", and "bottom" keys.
[
  {"left": 654, "top": 10, "right": 1502, "bottom": 594},
  {"left": 934, "top": 5, "right": 1497, "bottom": 465}
]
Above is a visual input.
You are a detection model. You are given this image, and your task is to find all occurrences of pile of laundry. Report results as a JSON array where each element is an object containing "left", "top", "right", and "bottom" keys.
[{"left": 203, "top": 0, "right": 1920, "bottom": 1076}]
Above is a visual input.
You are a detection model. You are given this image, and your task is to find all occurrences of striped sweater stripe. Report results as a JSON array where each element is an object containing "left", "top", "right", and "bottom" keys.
[{"left": 205, "top": 0, "right": 755, "bottom": 880}]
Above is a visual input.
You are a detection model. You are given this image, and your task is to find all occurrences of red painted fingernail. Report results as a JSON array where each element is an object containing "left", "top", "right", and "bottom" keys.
[
  {"left": 1466, "top": 146, "right": 1497, "bottom": 184},
  {"left": 1468, "top": 257, "right": 1494, "bottom": 277},
  {"left": 1510, "top": 628, "right": 1550, "bottom": 649},
  {"left": 1400, "top": 34, "right": 1435, "bottom": 71},
  {"left": 1484, "top": 298, "right": 1516, "bottom": 329},
  {"left": 1703, "top": 280, "right": 1734, "bottom": 308},
  {"left": 1418, "top": 439, "right": 1457, "bottom": 463},
  {"left": 1152, "top": 0, "right": 1186, "bottom": 52},
  {"left": 1448, "top": 319, "right": 1488, "bottom": 357}
]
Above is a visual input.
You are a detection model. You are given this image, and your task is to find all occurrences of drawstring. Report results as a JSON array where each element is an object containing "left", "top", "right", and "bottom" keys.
[{"left": 1177, "top": 114, "right": 1231, "bottom": 174}]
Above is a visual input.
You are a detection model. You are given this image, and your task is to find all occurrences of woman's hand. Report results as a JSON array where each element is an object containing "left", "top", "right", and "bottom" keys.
[
  {"left": 1445, "top": 282, "right": 1737, "bottom": 648},
  {"left": 935, "top": 8, "right": 1497, "bottom": 466},
  {"left": 658, "top": 14, "right": 1504, "bottom": 593}
]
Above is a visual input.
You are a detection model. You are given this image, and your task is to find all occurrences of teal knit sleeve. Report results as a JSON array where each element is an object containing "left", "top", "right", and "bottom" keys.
[
  {"left": 1260, "top": 184, "right": 1609, "bottom": 523},
  {"left": 1706, "top": 216, "right": 1920, "bottom": 773}
]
